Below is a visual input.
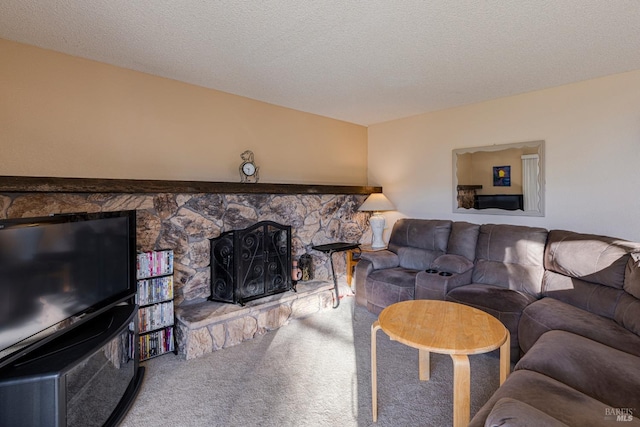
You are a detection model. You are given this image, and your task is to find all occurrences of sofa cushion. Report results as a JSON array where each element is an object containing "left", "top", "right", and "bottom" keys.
[
  {"left": 519, "top": 297, "right": 640, "bottom": 357},
  {"left": 388, "top": 219, "right": 451, "bottom": 270},
  {"left": 446, "top": 284, "right": 536, "bottom": 362},
  {"left": 468, "top": 370, "right": 615, "bottom": 427},
  {"left": 515, "top": 330, "right": 640, "bottom": 410},
  {"left": 446, "top": 285, "right": 537, "bottom": 319},
  {"left": 388, "top": 218, "right": 451, "bottom": 252},
  {"left": 364, "top": 267, "right": 417, "bottom": 314},
  {"left": 544, "top": 230, "right": 640, "bottom": 290},
  {"left": 472, "top": 224, "right": 547, "bottom": 296},
  {"left": 395, "top": 246, "right": 440, "bottom": 270},
  {"left": 484, "top": 398, "right": 569, "bottom": 427},
  {"left": 446, "top": 221, "right": 480, "bottom": 261}
]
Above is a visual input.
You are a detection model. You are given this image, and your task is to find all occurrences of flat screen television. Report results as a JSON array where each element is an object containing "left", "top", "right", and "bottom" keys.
[{"left": 0, "top": 210, "right": 136, "bottom": 369}]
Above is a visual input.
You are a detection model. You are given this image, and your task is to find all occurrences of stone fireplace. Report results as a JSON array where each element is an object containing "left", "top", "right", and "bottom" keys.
[{"left": 0, "top": 176, "right": 380, "bottom": 358}]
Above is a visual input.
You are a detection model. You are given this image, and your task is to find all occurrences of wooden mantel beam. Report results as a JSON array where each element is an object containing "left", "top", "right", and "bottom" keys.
[{"left": 0, "top": 176, "right": 382, "bottom": 195}]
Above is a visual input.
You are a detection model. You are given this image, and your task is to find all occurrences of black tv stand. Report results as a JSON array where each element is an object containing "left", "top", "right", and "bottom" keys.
[
  {"left": 105, "top": 366, "right": 145, "bottom": 427},
  {"left": 0, "top": 304, "right": 144, "bottom": 427},
  {"left": 14, "top": 315, "right": 116, "bottom": 368}
]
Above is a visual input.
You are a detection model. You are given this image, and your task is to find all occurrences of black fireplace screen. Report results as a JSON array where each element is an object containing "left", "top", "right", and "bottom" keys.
[{"left": 209, "top": 221, "right": 293, "bottom": 305}]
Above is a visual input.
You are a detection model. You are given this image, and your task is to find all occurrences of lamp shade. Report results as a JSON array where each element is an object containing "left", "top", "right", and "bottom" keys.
[{"left": 358, "top": 193, "right": 395, "bottom": 212}]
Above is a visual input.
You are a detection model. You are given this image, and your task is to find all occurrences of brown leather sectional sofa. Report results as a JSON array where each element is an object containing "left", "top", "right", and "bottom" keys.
[{"left": 355, "top": 219, "right": 640, "bottom": 426}]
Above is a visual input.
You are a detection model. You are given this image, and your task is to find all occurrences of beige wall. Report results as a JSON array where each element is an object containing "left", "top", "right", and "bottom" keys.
[
  {"left": 0, "top": 39, "right": 367, "bottom": 185},
  {"left": 369, "top": 69, "right": 640, "bottom": 241}
]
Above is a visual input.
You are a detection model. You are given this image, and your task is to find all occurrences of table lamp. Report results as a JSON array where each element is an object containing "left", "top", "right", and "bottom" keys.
[{"left": 358, "top": 193, "right": 395, "bottom": 248}]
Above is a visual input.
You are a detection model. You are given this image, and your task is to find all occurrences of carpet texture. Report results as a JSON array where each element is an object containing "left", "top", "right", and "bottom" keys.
[{"left": 120, "top": 295, "right": 502, "bottom": 427}]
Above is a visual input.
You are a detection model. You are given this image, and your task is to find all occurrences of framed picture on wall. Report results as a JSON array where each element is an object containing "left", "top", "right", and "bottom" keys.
[{"left": 493, "top": 166, "right": 511, "bottom": 186}]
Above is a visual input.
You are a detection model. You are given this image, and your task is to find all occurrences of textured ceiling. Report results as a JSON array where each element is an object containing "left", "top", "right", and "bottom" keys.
[{"left": 1, "top": 1, "right": 640, "bottom": 125}]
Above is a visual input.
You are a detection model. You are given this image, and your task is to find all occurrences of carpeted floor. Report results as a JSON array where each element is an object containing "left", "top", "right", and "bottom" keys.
[{"left": 120, "top": 294, "right": 502, "bottom": 427}]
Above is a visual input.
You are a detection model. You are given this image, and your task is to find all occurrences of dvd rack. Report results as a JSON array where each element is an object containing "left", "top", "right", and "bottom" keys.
[{"left": 136, "top": 249, "right": 176, "bottom": 361}]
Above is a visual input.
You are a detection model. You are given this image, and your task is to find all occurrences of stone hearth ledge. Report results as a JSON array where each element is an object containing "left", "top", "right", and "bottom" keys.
[{"left": 175, "top": 280, "right": 336, "bottom": 360}]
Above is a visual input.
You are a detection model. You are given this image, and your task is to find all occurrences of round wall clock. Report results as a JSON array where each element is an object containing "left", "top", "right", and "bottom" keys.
[{"left": 239, "top": 150, "right": 259, "bottom": 183}]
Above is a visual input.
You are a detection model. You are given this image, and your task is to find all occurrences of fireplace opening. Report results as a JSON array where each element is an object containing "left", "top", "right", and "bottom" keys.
[{"left": 209, "top": 221, "right": 294, "bottom": 305}]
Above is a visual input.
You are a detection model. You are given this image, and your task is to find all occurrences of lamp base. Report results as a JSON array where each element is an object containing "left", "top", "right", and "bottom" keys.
[{"left": 369, "top": 213, "right": 386, "bottom": 248}]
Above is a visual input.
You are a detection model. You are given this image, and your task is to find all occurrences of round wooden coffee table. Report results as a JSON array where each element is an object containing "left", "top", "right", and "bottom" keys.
[{"left": 371, "top": 300, "right": 510, "bottom": 426}]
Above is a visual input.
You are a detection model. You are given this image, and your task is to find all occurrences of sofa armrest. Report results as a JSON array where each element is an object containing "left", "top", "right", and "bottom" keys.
[
  {"left": 360, "top": 250, "right": 399, "bottom": 270},
  {"left": 413, "top": 254, "right": 475, "bottom": 300},
  {"left": 354, "top": 259, "right": 374, "bottom": 307},
  {"left": 354, "top": 251, "right": 400, "bottom": 308},
  {"left": 432, "top": 254, "right": 474, "bottom": 274},
  {"left": 415, "top": 269, "right": 473, "bottom": 300}
]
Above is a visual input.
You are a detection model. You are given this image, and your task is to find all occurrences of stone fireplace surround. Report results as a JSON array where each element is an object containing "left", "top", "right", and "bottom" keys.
[{"left": 0, "top": 176, "right": 380, "bottom": 358}]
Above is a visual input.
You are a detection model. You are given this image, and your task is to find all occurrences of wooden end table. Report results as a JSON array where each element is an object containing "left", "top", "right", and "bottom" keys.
[{"left": 371, "top": 300, "right": 510, "bottom": 426}]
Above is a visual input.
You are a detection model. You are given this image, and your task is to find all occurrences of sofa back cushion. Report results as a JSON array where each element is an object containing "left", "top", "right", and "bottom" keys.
[
  {"left": 388, "top": 219, "right": 451, "bottom": 270},
  {"left": 472, "top": 224, "right": 548, "bottom": 296},
  {"left": 544, "top": 230, "right": 639, "bottom": 289},
  {"left": 614, "top": 293, "right": 640, "bottom": 337},
  {"left": 447, "top": 221, "right": 480, "bottom": 261},
  {"left": 543, "top": 272, "right": 624, "bottom": 319},
  {"left": 543, "top": 230, "right": 640, "bottom": 319}
]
